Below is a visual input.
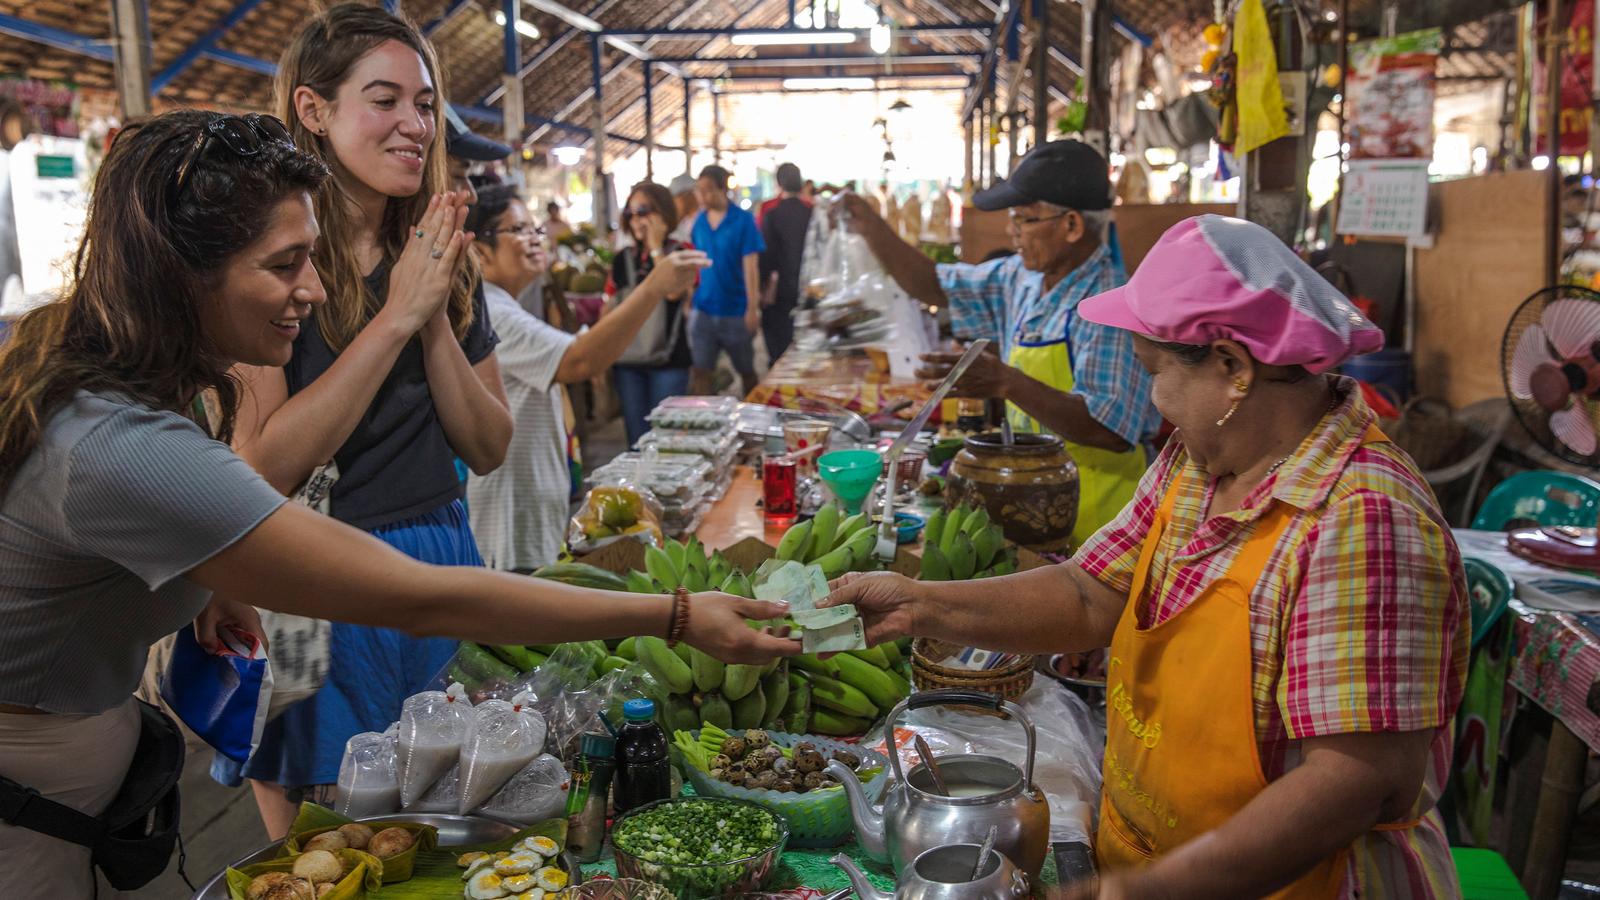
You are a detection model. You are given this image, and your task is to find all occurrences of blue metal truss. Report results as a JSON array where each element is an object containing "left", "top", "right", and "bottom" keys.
[{"left": 152, "top": 0, "right": 272, "bottom": 91}]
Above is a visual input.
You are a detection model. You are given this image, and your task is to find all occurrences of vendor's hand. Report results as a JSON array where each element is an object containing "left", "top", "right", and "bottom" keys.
[
  {"left": 916, "top": 346, "right": 1010, "bottom": 397},
  {"left": 641, "top": 249, "right": 710, "bottom": 300},
  {"left": 683, "top": 593, "right": 801, "bottom": 664},
  {"left": 193, "top": 594, "right": 267, "bottom": 655},
  {"left": 821, "top": 572, "right": 921, "bottom": 646},
  {"left": 383, "top": 192, "right": 471, "bottom": 335},
  {"left": 745, "top": 304, "right": 762, "bottom": 336}
]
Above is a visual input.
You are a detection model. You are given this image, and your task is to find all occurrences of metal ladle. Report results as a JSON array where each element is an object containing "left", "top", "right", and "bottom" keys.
[
  {"left": 913, "top": 734, "right": 949, "bottom": 796},
  {"left": 972, "top": 825, "right": 999, "bottom": 882}
]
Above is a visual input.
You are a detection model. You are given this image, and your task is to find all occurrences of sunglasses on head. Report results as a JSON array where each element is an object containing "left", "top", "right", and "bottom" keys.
[
  {"left": 627, "top": 205, "right": 656, "bottom": 217},
  {"left": 171, "top": 113, "right": 296, "bottom": 200}
]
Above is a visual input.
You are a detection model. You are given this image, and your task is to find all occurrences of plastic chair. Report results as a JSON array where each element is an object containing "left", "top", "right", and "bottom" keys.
[
  {"left": 1469, "top": 470, "right": 1600, "bottom": 531},
  {"left": 1451, "top": 847, "right": 1528, "bottom": 899},
  {"left": 1461, "top": 557, "right": 1513, "bottom": 649}
]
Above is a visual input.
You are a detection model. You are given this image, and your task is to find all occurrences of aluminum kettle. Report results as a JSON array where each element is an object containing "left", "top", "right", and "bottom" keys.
[
  {"left": 828, "top": 690, "right": 1050, "bottom": 879},
  {"left": 831, "top": 843, "right": 1030, "bottom": 900}
]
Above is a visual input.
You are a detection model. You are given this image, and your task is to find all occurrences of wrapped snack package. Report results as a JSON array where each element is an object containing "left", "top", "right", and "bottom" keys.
[
  {"left": 479, "top": 753, "right": 571, "bottom": 824},
  {"left": 567, "top": 482, "right": 665, "bottom": 554},
  {"left": 645, "top": 395, "right": 739, "bottom": 430},
  {"left": 397, "top": 682, "right": 472, "bottom": 808},
  {"left": 334, "top": 730, "right": 401, "bottom": 819},
  {"left": 458, "top": 692, "right": 547, "bottom": 814}
]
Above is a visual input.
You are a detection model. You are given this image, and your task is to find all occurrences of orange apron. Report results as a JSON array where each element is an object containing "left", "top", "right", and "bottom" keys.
[{"left": 1096, "top": 428, "right": 1414, "bottom": 898}]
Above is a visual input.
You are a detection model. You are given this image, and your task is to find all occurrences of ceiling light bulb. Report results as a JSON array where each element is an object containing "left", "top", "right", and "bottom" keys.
[
  {"left": 869, "top": 22, "right": 891, "bottom": 54},
  {"left": 493, "top": 11, "right": 541, "bottom": 40},
  {"left": 552, "top": 146, "right": 584, "bottom": 166}
]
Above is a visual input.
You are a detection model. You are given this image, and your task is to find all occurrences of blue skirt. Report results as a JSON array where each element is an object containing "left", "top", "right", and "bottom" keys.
[{"left": 211, "top": 500, "right": 480, "bottom": 789}]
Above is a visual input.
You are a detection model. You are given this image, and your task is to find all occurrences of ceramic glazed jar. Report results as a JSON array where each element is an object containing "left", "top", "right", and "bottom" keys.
[{"left": 946, "top": 432, "right": 1079, "bottom": 553}]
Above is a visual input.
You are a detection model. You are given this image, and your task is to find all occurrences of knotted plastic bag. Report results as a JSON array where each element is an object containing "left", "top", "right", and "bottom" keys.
[
  {"left": 458, "top": 691, "right": 547, "bottom": 814},
  {"left": 479, "top": 754, "right": 571, "bottom": 824},
  {"left": 334, "top": 730, "right": 401, "bottom": 818},
  {"left": 397, "top": 682, "right": 471, "bottom": 807}
]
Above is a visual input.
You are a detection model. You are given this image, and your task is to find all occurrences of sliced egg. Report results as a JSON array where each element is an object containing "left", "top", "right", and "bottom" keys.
[
  {"left": 462, "top": 857, "right": 497, "bottom": 881},
  {"left": 465, "top": 869, "right": 509, "bottom": 900},
  {"left": 493, "top": 852, "right": 540, "bottom": 876},
  {"left": 534, "top": 866, "right": 569, "bottom": 891},
  {"left": 501, "top": 874, "right": 538, "bottom": 893},
  {"left": 517, "top": 836, "right": 560, "bottom": 860},
  {"left": 458, "top": 851, "right": 489, "bottom": 868}
]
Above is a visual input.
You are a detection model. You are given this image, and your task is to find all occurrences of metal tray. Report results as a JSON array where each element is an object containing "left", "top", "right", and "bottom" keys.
[{"left": 191, "top": 813, "right": 579, "bottom": 899}]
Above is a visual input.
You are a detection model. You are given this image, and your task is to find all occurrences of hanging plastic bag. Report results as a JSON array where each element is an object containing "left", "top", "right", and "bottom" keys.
[
  {"left": 160, "top": 625, "right": 272, "bottom": 764},
  {"left": 458, "top": 691, "right": 547, "bottom": 814},
  {"left": 397, "top": 682, "right": 472, "bottom": 808},
  {"left": 480, "top": 754, "right": 571, "bottom": 824},
  {"left": 1231, "top": 0, "right": 1290, "bottom": 155},
  {"left": 567, "top": 482, "right": 665, "bottom": 554},
  {"left": 334, "top": 730, "right": 401, "bottom": 819}
]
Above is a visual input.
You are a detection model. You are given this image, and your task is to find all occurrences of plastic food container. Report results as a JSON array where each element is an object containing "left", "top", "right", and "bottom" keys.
[{"left": 610, "top": 798, "right": 787, "bottom": 899}]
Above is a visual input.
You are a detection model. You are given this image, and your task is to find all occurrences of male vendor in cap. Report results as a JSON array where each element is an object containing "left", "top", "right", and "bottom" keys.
[
  {"left": 838, "top": 140, "right": 1158, "bottom": 548},
  {"left": 443, "top": 103, "right": 513, "bottom": 203}
]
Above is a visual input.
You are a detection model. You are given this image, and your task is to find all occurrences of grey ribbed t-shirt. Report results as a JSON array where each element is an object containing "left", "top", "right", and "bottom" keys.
[{"left": 0, "top": 392, "right": 287, "bottom": 714}]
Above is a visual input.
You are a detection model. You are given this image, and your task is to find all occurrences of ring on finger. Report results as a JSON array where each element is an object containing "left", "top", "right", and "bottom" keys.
[
  {"left": 415, "top": 229, "right": 426, "bottom": 239},
  {"left": 430, "top": 248, "right": 445, "bottom": 259}
]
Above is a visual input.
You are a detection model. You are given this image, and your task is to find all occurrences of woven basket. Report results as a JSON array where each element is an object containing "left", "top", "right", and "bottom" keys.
[
  {"left": 910, "top": 639, "right": 1034, "bottom": 703},
  {"left": 1381, "top": 398, "right": 1473, "bottom": 472}
]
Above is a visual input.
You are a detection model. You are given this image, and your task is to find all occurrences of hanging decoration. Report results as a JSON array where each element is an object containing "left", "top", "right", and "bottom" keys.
[
  {"left": 1229, "top": 0, "right": 1290, "bottom": 156},
  {"left": 1532, "top": 0, "right": 1594, "bottom": 157}
]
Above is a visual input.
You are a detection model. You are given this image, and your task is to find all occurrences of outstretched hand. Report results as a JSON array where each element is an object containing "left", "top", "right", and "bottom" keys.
[
  {"left": 820, "top": 571, "right": 920, "bottom": 647},
  {"left": 683, "top": 593, "right": 800, "bottom": 664}
]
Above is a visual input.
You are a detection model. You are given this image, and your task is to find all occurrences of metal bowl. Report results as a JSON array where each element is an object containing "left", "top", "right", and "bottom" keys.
[
  {"left": 190, "top": 813, "right": 538, "bottom": 900},
  {"left": 559, "top": 878, "right": 676, "bottom": 900},
  {"left": 611, "top": 798, "right": 788, "bottom": 899}
]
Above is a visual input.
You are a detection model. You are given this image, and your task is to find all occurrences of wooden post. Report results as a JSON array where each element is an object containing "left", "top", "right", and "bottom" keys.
[
  {"left": 501, "top": 0, "right": 522, "bottom": 147},
  {"left": 109, "top": 0, "right": 152, "bottom": 118},
  {"left": 643, "top": 61, "right": 654, "bottom": 181},
  {"left": 1081, "top": 0, "right": 1113, "bottom": 154},
  {"left": 1545, "top": 0, "right": 1565, "bottom": 288},
  {"left": 683, "top": 77, "right": 693, "bottom": 175},
  {"left": 1032, "top": 0, "right": 1049, "bottom": 148},
  {"left": 964, "top": 113, "right": 975, "bottom": 191},
  {"left": 591, "top": 34, "right": 607, "bottom": 229},
  {"left": 711, "top": 87, "right": 723, "bottom": 164},
  {"left": 1520, "top": 720, "right": 1588, "bottom": 898}
]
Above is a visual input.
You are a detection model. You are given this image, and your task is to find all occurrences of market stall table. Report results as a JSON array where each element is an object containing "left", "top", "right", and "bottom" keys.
[
  {"left": 745, "top": 349, "right": 931, "bottom": 423},
  {"left": 1452, "top": 530, "right": 1600, "bottom": 899}
]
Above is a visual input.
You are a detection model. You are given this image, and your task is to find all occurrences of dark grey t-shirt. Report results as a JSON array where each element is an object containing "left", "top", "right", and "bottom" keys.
[
  {"left": 285, "top": 263, "right": 499, "bottom": 530},
  {"left": 0, "top": 392, "right": 287, "bottom": 714}
]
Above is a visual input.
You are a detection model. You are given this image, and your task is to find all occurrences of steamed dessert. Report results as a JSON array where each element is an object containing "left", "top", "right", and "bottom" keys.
[
  {"left": 290, "top": 850, "right": 343, "bottom": 885},
  {"left": 336, "top": 823, "right": 375, "bottom": 850},
  {"left": 367, "top": 826, "right": 416, "bottom": 860}
]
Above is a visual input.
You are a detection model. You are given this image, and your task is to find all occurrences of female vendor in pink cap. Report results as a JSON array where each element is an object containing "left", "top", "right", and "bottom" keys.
[{"left": 826, "top": 215, "right": 1470, "bottom": 899}]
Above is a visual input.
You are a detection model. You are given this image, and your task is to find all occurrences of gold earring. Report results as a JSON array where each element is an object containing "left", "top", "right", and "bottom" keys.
[{"left": 1215, "top": 379, "right": 1249, "bottom": 427}]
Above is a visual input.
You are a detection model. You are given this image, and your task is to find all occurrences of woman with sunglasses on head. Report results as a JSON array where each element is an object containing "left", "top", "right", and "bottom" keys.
[
  {"left": 0, "top": 111, "right": 794, "bottom": 899},
  {"left": 609, "top": 181, "right": 696, "bottom": 447},
  {"left": 462, "top": 184, "right": 707, "bottom": 572},
  {"left": 206, "top": 4, "right": 516, "bottom": 836}
]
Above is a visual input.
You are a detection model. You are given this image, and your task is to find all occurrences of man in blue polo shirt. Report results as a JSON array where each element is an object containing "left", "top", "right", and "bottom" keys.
[{"left": 688, "top": 165, "right": 765, "bottom": 395}]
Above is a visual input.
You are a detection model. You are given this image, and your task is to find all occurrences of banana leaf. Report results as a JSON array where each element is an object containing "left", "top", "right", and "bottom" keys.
[
  {"left": 281, "top": 804, "right": 439, "bottom": 884},
  {"left": 226, "top": 848, "right": 382, "bottom": 900},
  {"left": 269, "top": 803, "right": 571, "bottom": 899}
]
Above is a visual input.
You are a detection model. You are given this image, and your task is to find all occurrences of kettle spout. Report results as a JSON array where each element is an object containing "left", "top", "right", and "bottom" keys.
[
  {"left": 830, "top": 852, "right": 892, "bottom": 900},
  {"left": 827, "top": 759, "right": 887, "bottom": 861}
]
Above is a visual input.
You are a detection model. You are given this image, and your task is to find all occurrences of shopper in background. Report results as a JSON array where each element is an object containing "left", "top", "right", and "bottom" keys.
[
  {"left": 463, "top": 185, "right": 707, "bottom": 570},
  {"left": 610, "top": 181, "right": 696, "bottom": 447},
  {"left": 837, "top": 139, "right": 1157, "bottom": 550},
  {"left": 668, "top": 173, "right": 699, "bottom": 244},
  {"left": 0, "top": 110, "right": 796, "bottom": 899},
  {"left": 545, "top": 200, "right": 574, "bottom": 250},
  {"left": 210, "top": 3, "right": 516, "bottom": 837},
  {"left": 759, "top": 162, "right": 813, "bottom": 361},
  {"left": 688, "top": 164, "right": 765, "bottom": 396}
]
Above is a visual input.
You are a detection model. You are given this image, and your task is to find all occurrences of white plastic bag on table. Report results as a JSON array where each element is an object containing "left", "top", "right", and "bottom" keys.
[
  {"left": 334, "top": 730, "right": 401, "bottom": 818},
  {"left": 408, "top": 764, "right": 459, "bottom": 813},
  {"left": 863, "top": 680, "right": 1102, "bottom": 844},
  {"left": 567, "top": 476, "right": 666, "bottom": 554},
  {"left": 397, "top": 682, "right": 472, "bottom": 807},
  {"left": 458, "top": 691, "right": 547, "bottom": 814},
  {"left": 479, "top": 754, "right": 571, "bottom": 824}
]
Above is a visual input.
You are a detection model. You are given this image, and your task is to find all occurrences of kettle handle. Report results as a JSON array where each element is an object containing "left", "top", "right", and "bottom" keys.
[{"left": 883, "top": 689, "right": 1038, "bottom": 789}]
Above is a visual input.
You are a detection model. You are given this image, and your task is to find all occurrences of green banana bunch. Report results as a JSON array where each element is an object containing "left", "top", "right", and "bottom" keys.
[{"left": 918, "top": 502, "right": 1012, "bottom": 582}]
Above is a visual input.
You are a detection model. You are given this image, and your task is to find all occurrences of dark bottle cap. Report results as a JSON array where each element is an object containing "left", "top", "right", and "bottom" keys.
[
  {"left": 581, "top": 731, "right": 616, "bottom": 757},
  {"left": 623, "top": 698, "right": 656, "bottom": 722}
]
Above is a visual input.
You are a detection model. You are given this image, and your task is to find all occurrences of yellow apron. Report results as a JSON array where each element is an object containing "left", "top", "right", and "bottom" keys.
[
  {"left": 1005, "top": 323, "right": 1145, "bottom": 549},
  {"left": 1096, "top": 426, "right": 1416, "bottom": 898}
]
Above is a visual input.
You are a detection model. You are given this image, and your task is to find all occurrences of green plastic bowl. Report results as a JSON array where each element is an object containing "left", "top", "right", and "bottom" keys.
[{"left": 817, "top": 449, "right": 881, "bottom": 513}]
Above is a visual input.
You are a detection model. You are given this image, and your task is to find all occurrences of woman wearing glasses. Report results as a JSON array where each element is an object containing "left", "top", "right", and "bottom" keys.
[
  {"left": 610, "top": 182, "right": 696, "bottom": 447},
  {"left": 462, "top": 185, "right": 707, "bottom": 572},
  {"left": 0, "top": 111, "right": 795, "bottom": 898},
  {"left": 209, "top": 4, "right": 514, "bottom": 836}
]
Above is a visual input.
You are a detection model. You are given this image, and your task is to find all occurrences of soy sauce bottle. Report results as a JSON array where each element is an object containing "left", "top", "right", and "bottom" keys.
[{"left": 613, "top": 698, "right": 671, "bottom": 814}]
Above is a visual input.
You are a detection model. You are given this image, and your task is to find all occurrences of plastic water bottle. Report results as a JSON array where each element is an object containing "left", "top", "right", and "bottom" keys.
[{"left": 612, "top": 698, "right": 671, "bottom": 814}]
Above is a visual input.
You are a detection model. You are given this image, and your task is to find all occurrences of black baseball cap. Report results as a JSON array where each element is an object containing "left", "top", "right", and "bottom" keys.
[
  {"left": 444, "top": 103, "right": 513, "bottom": 162},
  {"left": 972, "top": 139, "right": 1111, "bottom": 211}
]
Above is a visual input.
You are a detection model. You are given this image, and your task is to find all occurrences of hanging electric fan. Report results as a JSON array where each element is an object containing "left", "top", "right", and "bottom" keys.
[{"left": 1500, "top": 285, "right": 1600, "bottom": 569}]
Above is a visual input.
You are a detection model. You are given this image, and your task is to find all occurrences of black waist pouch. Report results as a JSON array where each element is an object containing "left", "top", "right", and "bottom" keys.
[{"left": 0, "top": 699, "right": 184, "bottom": 890}]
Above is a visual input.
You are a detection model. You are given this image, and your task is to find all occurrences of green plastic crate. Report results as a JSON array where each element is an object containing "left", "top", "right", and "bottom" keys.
[{"left": 1452, "top": 848, "right": 1528, "bottom": 900}]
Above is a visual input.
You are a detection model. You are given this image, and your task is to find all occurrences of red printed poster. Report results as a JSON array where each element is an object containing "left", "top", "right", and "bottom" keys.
[
  {"left": 1534, "top": 1, "right": 1594, "bottom": 156},
  {"left": 1346, "top": 29, "right": 1442, "bottom": 160}
]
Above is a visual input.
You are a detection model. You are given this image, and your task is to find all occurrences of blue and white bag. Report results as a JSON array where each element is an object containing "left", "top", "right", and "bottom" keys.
[{"left": 160, "top": 626, "right": 273, "bottom": 764}]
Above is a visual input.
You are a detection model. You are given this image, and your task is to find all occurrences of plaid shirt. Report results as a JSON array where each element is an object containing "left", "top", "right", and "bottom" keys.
[
  {"left": 1074, "top": 378, "right": 1469, "bottom": 899},
  {"left": 935, "top": 246, "right": 1158, "bottom": 446}
]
